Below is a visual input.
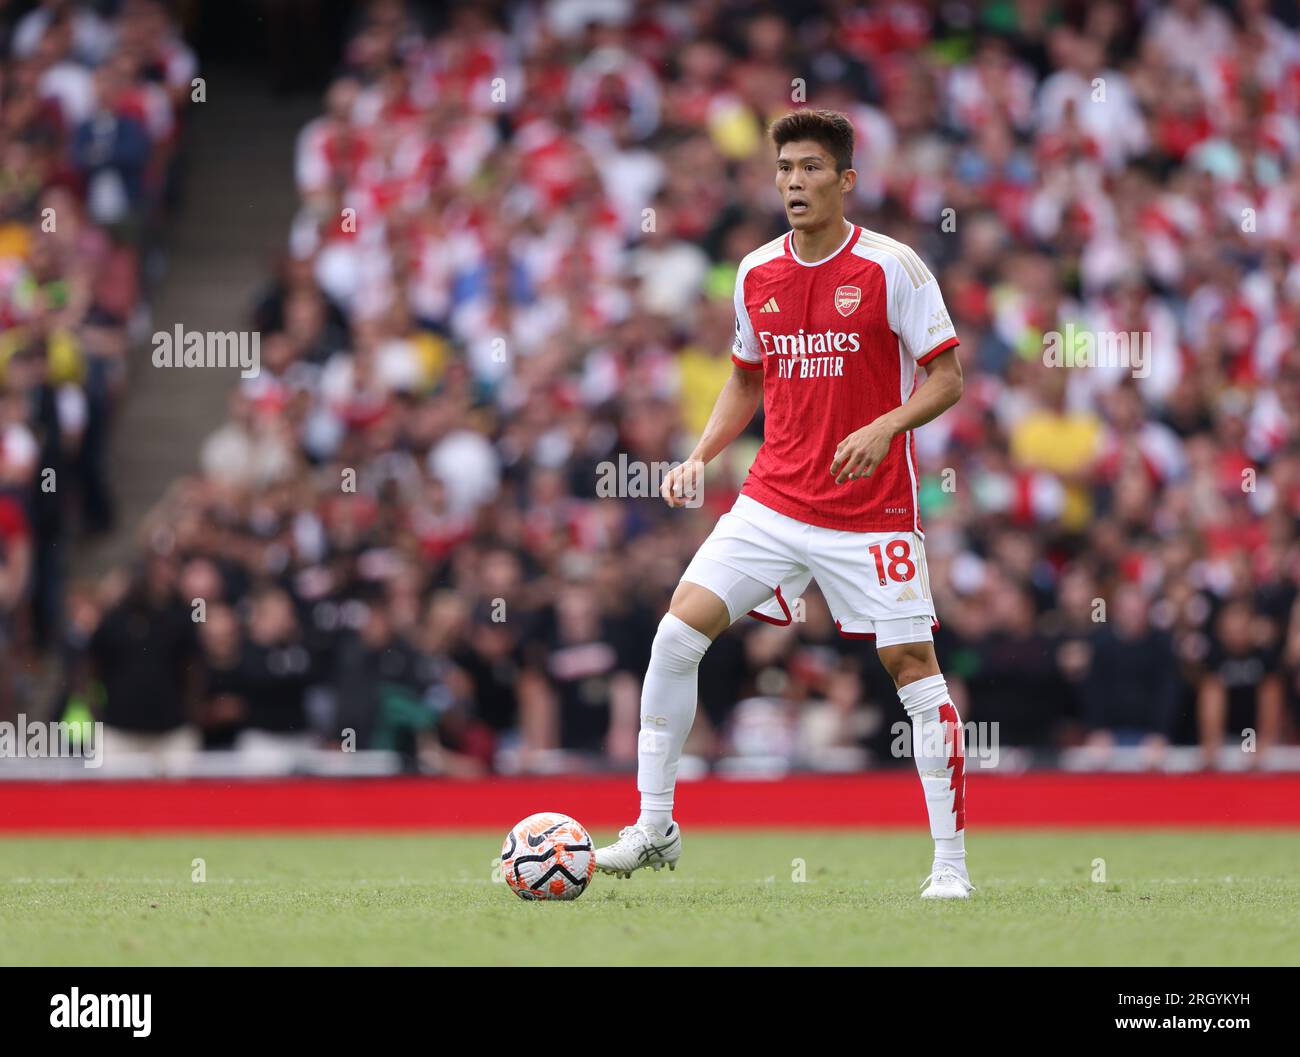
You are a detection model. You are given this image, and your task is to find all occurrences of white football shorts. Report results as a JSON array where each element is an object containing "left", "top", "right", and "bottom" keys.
[{"left": 680, "top": 494, "right": 937, "bottom": 647}]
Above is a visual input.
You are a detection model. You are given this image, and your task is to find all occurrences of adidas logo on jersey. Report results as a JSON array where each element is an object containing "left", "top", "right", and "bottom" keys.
[
  {"left": 759, "top": 297, "right": 780, "bottom": 313},
  {"left": 896, "top": 585, "right": 919, "bottom": 602}
]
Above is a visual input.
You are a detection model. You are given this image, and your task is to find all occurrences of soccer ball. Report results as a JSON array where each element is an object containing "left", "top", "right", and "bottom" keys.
[{"left": 500, "top": 812, "right": 595, "bottom": 901}]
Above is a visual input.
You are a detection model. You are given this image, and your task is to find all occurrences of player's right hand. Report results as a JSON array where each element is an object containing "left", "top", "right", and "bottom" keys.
[{"left": 660, "top": 458, "right": 705, "bottom": 508}]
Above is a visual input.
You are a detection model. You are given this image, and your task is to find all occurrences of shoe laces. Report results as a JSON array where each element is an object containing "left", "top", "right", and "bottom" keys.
[
  {"left": 920, "top": 862, "right": 972, "bottom": 892},
  {"left": 616, "top": 824, "right": 654, "bottom": 850}
]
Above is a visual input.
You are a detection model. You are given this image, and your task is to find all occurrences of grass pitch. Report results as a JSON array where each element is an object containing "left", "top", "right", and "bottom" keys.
[{"left": 1, "top": 831, "right": 1296, "bottom": 966}]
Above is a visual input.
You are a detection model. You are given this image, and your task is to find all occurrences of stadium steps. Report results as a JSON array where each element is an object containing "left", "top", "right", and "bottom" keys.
[{"left": 71, "top": 66, "right": 319, "bottom": 579}]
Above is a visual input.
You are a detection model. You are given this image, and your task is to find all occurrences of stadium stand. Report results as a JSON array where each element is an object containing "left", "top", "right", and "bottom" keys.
[{"left": 6, "top": 0, "right": 1300, "bottom": 777}]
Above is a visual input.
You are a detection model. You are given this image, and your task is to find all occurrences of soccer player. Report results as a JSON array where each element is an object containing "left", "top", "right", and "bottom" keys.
[{"left": 594, "top": 110, "right": 972, "bottom": 898}]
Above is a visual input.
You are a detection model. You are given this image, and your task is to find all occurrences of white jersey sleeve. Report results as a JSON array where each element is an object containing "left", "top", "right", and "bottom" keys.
[
  {"left": 731, "top": 264, "right": 762, "bottom": 369},
  {"left": 891, "top": 263, "right": 958, "bottom": 366},
  {"left": 855, "top": 229, "right": 959, "bottom": 366}
]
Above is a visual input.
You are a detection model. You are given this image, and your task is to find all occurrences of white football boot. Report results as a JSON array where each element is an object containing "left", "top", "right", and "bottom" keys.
[
  {"left": 920, "top": 862, "right": 975, "bottom": 899},
  {"left": 595, "top": 822, "right": 682, "bottom": 878}
]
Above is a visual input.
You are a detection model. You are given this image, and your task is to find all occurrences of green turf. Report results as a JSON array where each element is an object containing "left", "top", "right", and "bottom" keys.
[{"left": 0, "top": 831, "right": 1296, "bottom": 966}]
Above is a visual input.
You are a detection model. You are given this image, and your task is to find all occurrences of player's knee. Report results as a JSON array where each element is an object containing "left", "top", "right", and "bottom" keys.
[
  {"left": 667, "top": 583, "right": 730, "bottom": 640},
  {"left": 651, "top": 612, "right": 713, "bottom": 674}
]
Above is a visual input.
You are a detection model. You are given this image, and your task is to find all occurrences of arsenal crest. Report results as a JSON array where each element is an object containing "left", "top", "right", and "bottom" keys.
[{"left": 834, "top": 285, "right": 861, "bottom": 317}]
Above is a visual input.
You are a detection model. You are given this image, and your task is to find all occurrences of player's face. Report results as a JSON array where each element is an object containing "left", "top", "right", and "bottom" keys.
[{"left": 775, "top": 141, "right": 854, "bottom": 231}]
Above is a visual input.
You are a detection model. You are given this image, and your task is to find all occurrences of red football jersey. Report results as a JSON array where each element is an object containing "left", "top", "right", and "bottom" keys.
[{"left": 731, "top": 223, "right": 959, "bottom": 534}]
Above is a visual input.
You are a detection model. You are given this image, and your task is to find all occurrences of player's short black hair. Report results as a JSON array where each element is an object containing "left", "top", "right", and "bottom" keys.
[{"left": 769, "top": 109, "right": 855, "bottom": 173}]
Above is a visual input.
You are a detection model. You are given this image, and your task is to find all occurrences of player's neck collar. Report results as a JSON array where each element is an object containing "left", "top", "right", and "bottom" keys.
[{"left": 787, "top": 220, "right": 857, "bottom": 267}]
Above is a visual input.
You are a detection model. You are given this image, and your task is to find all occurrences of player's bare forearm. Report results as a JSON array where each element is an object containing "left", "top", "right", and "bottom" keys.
[
  {"left": 830, "top": 348, "right": 962, "bottom": 483},
  {"left": 661, "top": 364, "right": 762, "bottom": 508},
  {"left": 687, "top": 364, "right": 763, "bottom": 466}
]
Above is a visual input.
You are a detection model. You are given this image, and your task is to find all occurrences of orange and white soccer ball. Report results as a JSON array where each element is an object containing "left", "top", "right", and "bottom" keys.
[{"left": 501, "top": 812, "right": 595, "bottom": 901}]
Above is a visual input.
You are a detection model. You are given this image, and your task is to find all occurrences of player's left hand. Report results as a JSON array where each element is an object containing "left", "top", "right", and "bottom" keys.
[{"left": 830, "top": 420, "right": 894, "bottom": 484}]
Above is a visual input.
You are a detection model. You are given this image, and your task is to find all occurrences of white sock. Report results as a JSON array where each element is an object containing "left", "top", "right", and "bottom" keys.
[
  {"left": 636, "top": 613, "right": 711, "bottom": 833},
  {"left": 935, "top": 831, "right": 965, "bottom": 867},
  {"left": 898, "top": 674, "right": 967, "bottom": 874}
]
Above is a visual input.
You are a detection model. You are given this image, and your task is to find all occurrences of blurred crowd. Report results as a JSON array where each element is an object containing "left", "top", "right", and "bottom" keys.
[
  {"left": 20, "top": 0, "right": 1300, "bottom": 773},
  {"left": 0, "top": 0, "right": 195, "bottom": 710}
]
